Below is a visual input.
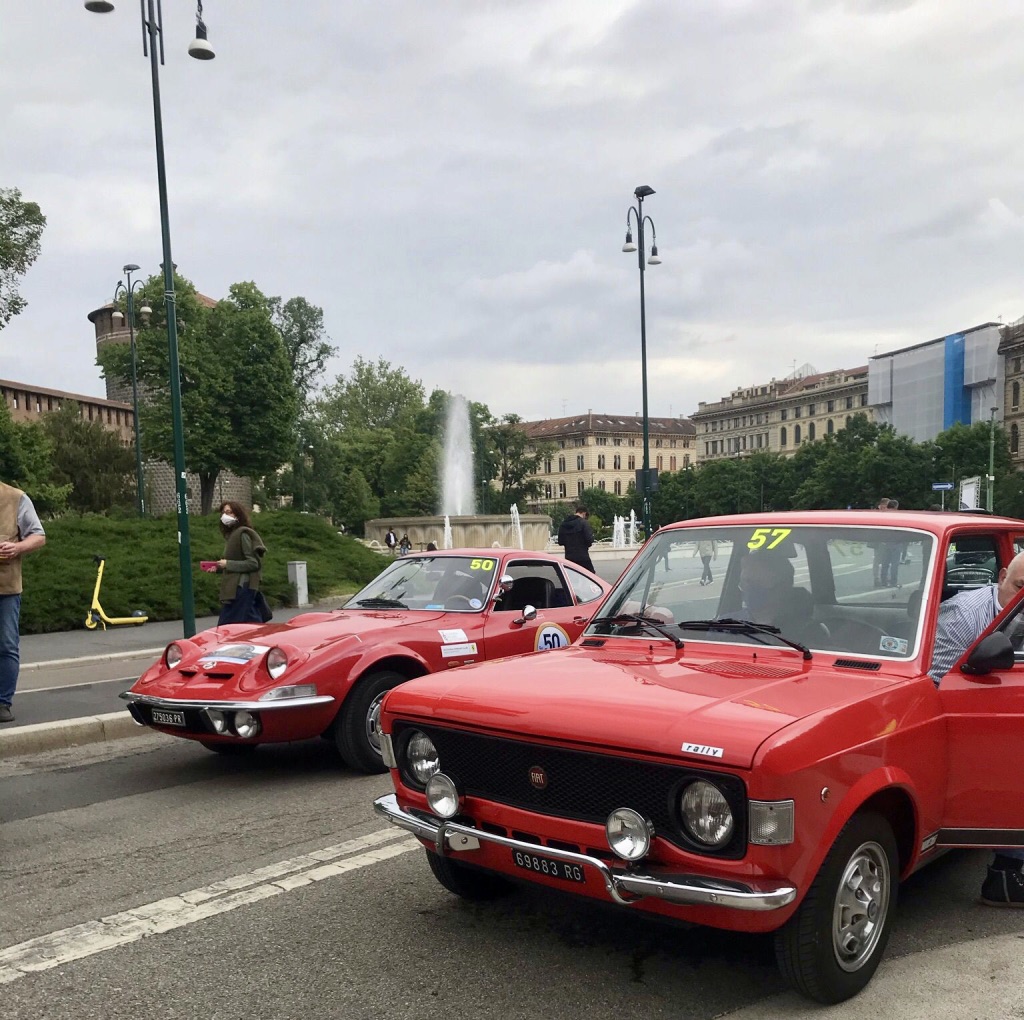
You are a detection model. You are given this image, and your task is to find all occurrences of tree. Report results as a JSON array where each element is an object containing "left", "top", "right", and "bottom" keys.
[
  {"left": 0, "top": 187, "right": 46, "bottom": 331},
  {"left": 269, "top": 296, "right": 336, "bottom": 405},
  {"left": 97, "top": 275, "right": 299, "bottom": 513},
  {"left": 40, "top": 402, "right": 136, "bottom": 513},
  {"left": 336, "top": 467, "right": 380, "bottom": 534},
  {"left": 317, "top": 356, "right": 425, "bottom": 435},
  {"left": 0, "top": 399, "right": 69, "bottom": 516},
  {"left": 488, "top": 414, "right": 552, "bottom": 503}
]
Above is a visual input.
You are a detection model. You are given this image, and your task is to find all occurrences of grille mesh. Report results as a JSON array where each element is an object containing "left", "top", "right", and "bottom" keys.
[{"left": 395, "top": 722, "right": 748, "bottom": 858}]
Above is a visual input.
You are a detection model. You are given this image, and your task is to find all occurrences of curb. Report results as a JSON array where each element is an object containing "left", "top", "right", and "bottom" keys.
[
  {"left": 0, "top": 711, "right": 145, "bottom": 760},
  {"left": 21, "top": 648, "right": 164, "bottom": 672}
]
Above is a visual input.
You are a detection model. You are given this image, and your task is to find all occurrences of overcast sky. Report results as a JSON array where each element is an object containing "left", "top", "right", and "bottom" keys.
[{"left": 3, "top": 1, "right": 1024, "bottom": 423}]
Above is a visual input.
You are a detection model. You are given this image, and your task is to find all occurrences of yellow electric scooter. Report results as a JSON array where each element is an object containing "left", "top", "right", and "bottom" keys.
[{"left": 84, "top": 555, "right": 148, "bottom": 630}]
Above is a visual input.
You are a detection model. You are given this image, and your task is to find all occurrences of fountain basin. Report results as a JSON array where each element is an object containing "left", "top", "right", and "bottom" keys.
[{"left": 366, "top": 515, "right": 553, "bottom": 552}]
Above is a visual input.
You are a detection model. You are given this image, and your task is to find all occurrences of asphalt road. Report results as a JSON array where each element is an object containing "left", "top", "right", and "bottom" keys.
[{"left": 3, "top": 735, "right": 1024, "bottom": 1019}]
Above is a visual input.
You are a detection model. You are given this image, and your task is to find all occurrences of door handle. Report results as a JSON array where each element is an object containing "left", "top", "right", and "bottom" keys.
[{"left": 573, "top": 617, "right": 587, "bottom": 624}]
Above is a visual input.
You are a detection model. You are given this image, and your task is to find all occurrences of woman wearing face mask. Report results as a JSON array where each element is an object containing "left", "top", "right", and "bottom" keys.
[{"left": 214, "top": 501, "right": 267, "bottom": 625}]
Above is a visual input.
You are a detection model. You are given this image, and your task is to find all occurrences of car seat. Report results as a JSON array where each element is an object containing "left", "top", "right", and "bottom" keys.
[{"left": 499, "top": 576, "right": 554, "bottom": 612}]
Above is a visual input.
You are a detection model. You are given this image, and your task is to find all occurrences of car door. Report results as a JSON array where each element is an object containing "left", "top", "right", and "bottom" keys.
[
  {"left": 937, "top": 591, "right": 1024, "bottom": 847},
  {"left": 483, "top": 559, "right": 591, "bottom": 659}
]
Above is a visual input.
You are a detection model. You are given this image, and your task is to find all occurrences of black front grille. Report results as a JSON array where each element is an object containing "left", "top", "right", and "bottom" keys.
[{"left": 394, "top": 722, "right": 748, "bottom": 858}]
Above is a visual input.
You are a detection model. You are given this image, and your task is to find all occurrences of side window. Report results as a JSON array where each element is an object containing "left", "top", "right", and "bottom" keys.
[
  {"left": 944, "top": 535, "right": 1000, "bottom": 598},
  {"left": 493, "top": 562, "right": 572, "bottom": 612},
  {"left": 564, "top": 567, "right": 604, "bottom": 605}
]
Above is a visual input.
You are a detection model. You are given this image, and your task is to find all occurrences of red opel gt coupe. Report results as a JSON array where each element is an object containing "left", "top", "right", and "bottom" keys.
[
  {"left": 374, "top": 512, "right": 1024, "bottom": 1002},
  {"left": 122, "top": 548, "right": 609, "bottom": 772}
]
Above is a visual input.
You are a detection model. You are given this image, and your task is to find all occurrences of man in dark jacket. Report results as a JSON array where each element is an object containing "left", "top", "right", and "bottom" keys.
[{"left": 558, "top": 505, "right": 595, "bottom": 572}]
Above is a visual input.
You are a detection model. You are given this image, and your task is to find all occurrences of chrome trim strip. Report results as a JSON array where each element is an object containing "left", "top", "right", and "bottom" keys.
[
  {"left": 373, "top": 794, "right": 795, "bottom": 911},
  {"left": 120, "top": 691, "right": 335, "bottom": 711}
]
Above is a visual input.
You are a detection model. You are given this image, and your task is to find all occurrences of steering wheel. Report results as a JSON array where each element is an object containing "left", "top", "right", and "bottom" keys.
[{"left": 445, "top": 595, "right": 475, "bottom": 609}]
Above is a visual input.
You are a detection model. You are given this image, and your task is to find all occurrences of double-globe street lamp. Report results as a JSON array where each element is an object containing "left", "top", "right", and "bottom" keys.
[
  {"left": 86, "top": 0, "right": 215, "bottom": 638},
  {"left": 621, "top": 185, "right": 662, "bottom": 537},
  {"left": 111, "top": 264, "right": 151, "bottom": 517}
]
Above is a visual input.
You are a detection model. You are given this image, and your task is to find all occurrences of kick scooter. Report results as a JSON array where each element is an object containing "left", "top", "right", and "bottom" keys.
[{"left": 84, "top": 555, "right": 148, "bottom": 630}]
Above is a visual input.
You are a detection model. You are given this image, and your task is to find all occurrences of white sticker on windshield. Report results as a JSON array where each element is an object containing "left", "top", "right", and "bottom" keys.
[
  {"left": 439, "top": 629, "right": 468, "bottom": 643},
  {"left": 682, "top": 742, "right": 724, "bottom": 758},
  {"left": 879, "top": 635, "right": 908, "bottom": 655}
]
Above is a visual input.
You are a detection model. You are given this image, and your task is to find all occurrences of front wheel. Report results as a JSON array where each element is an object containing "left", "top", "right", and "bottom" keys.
[
  {"left": 774, "top": 811, "right": 898, "bottom": 1004},
  {"left": 425, "top": 849, "right": 514, "bottom": 901},
  {"left": 332, "top": 669, "right": 406, "bottom": 774}
]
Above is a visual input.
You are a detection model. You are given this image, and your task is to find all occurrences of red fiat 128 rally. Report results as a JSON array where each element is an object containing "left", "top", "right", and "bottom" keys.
[{"left": 375, "top": 510, "right": 1024, "bottom": 1003}]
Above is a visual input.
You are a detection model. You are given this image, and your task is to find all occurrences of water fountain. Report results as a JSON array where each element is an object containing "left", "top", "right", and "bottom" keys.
[
  {"left": 628, "top": 509, "right": 639, "bottom": 547},
  {"left": 366, "top": 393, "right": 552, "bottom": 551},
  {"left": 612, "top": 515, "right": 626, "bottom": 549}
]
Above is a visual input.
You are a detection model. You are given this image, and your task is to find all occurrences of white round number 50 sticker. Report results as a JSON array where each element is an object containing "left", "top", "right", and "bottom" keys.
[{"left": 535, "top": 624, "right": 570, "bottom": 651}]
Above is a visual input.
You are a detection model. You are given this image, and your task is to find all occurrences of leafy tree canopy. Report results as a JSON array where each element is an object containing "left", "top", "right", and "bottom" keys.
[{"left": 0, "top": 187, "right": 46, "bottom": 331}]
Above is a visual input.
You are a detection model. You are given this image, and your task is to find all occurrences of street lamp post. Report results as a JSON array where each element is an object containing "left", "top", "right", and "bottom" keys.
[
  {"left": 988, "top": 406, "right": 999, "bottom": 512},
  {"left": 87, "top": 0, "right": 215, "bottom": 638},
  {"left": 621, "top": 185, "right": 662, "bottom": 537},
  {"left": 111, "top": 264, "right": 151, "bottom": 516}
]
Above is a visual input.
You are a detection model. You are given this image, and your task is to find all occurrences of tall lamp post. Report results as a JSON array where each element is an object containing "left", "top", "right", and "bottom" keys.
[
  {"left": 621, "top": 185, "right": 662, "bottom": 536},
  {"left": 86, "top": 0, "right": 215, "bottom": 638},
  {"left": 988, "top": 406, "right": 999, "bottom": 512},
  {"left": 111, "top": 266, "right": 151, "bottom": 516}
]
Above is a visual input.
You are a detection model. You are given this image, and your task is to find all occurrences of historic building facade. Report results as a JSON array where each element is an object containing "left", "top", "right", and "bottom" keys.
[
  {"left": 518, "top": 412, "right": 696, "bottom": 500},
  {"left": 997, "top": 317, "right": 1024, "bottom": 467},
  {"left": 0, "top": 378, "right": 135, "bottom": 443},
  {"left": 691, "top": 367, "right": 871, "bottom": 464}
]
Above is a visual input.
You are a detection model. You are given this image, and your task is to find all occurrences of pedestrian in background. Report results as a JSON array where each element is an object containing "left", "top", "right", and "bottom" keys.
[
  {"left": 558, "top": 505, "right": 595, "bottom": 573},
  {"left": 399, "top": 533, "right": 412, "bottom": 556},
  {"left": 385, "top": 528, "right": 397, "bottom": 555},
  {"left": 693, "top": 537, "right": 717, "bottom": 585},
  {"left": 214, "top": 501, "right": 268, "bottom": 625},
  {"left": 0, "top": 480, "right": 46, "bottom": 723}
]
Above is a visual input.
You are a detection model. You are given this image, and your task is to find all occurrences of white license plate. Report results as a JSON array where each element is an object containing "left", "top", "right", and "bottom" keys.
[
  {"left": 511, "top": 849, "right": 586, "bottom": 883},
  {"left": 151, "top": 709, "right": 186, "bottom": 727}
]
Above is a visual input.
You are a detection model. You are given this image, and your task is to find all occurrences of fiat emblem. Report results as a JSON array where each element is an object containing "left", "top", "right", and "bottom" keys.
[{"left": 528, "top": 765, "right": 548, "bottom": 790}]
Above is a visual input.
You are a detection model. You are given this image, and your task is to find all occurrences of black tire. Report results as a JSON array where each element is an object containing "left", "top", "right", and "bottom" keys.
[
  {"left": 774, "top": 811, "right": 899, "bottom": 1004},
  {"left": 333, "top": 669, "right": 406, "bottom": 774},
  {"left": 425, "top": 849, "right": 514, "bottom": 901},
  {"left": 199, "top": 741, "right": 258, "bottom": 755}
]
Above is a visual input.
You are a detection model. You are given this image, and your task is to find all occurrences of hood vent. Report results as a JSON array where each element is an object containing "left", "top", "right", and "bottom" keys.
[
  {"left": 581, "top": 638, "right": 606, "bottom": 647},
  {"left": 690, "top": 661, "right": 802, "bottom": 680},
  {"left": 833, "top": 658, "right": 881, "bottom": 671}
]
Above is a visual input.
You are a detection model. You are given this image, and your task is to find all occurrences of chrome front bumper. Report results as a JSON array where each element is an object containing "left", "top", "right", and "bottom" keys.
[
  {"left": 373, "top": 793, "right": 796, "bottom": 912},
  {"left": 120, "top": 691, "right": 336, "bottom": 712}
]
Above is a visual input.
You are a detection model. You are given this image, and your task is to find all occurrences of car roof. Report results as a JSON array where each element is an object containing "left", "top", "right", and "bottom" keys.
[
  {"left": 661, "top": 509, "right": 1024, "bottom": 536},
  {"left": 405, "top": 547, "right": 558, "bottom": 559}
]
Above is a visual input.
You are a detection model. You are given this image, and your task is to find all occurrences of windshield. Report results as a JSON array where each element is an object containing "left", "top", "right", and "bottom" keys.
[
  {"left": 588, "top": 524, "right": 935, "bottom": 660},
  {"left": 346, "top": 555, "right": 498, "bottom": 612}
]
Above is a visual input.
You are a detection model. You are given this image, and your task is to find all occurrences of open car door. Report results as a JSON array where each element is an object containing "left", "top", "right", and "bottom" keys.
[{"left": 937, "top": 596, "right": 1024, "bottom": 849}]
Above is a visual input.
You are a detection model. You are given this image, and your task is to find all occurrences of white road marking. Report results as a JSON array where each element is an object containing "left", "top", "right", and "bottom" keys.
[
  {"left": 20, "top": 676, "right": 136, "bottom": 695},
  {"left": 0, "top": 827, "right": 419, "bottom": 984}
]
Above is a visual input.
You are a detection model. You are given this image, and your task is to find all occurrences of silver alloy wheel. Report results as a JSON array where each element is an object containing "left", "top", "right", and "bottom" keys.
[
  {"left": 832, "top": 839, "right": 890, "bottom": 972},
  {"left": 365, "top": 690, "right": 386, "bottom": 756}
]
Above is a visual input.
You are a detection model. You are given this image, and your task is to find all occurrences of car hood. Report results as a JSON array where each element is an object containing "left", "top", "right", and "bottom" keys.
[
  {"left": 132, "top": 609, "right": 451, "bottom": 699},
  {"left": 383, "top": 643, "right": 896, "bottom": 769}
]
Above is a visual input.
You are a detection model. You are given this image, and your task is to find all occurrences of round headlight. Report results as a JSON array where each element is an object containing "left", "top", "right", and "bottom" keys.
[
  {"left": 605, "top": 807, "right": 654, "bottom": 861},
  {"left": 265, "top": 647, "right": 288, "bottom": 680},
  {"left": 680, "top": 780, "right": 734, "bottom": 847},
  {"left": 233, "top": 710, "right": 261, "bottom": 739},
  {"left": 425, "top": 773, "right": 461, "bottom": 819},
  {"left": 406, "top": 730, "right": 440, "bottom": 786},
  {"left": 164, "top": 642, "right": 184, "bottom": 669}
]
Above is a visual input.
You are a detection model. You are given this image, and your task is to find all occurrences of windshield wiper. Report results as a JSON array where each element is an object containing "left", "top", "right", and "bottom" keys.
[
  {"left": 675, "top": 618, "right": 812, "bottom": 660},
  {"left": 354, "top": 597, "right": 409, "bottom": 609},
  {"left": 597, "top": 613, "right": 683, "bottom": 649}
]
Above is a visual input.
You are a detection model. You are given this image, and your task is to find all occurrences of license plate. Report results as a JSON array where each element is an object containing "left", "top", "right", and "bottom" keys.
[
  {"left": 151, "top": 709, "right": 186, "bottom": 727},
  {"left": 511, "top": 849, "right": 585, "bottom": 883}
]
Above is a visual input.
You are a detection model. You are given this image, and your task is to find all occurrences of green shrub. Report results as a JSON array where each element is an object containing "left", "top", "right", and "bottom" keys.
[{"left": 19, "top": 511, "right": 387, "bottom": 634}]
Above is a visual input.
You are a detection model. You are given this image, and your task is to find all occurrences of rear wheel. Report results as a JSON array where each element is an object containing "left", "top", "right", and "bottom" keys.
[
  {"left": 332, "top": 669, "right": 406, "bottom": 774},
  {"left": 199, "top": 741, "right": 257, "bottom": 755},
  {"left": 774, "top": 811, "right": 898, "bottom": 1004},
  {"left": 425, "top": 849, "right": 514, "bottom": 901}
]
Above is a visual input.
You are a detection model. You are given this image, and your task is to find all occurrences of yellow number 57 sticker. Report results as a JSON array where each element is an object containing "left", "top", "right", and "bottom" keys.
[{"left": 748, "top": 527, "right": 792, "bottom": 550}]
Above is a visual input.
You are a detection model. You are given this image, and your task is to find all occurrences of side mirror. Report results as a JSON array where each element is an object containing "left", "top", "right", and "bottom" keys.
[
  {"left": 495, "top": 574, "right": 515, "bottom": 599},
  {"left": 513, "top": 605, "right": 538, "bottom": 626},
  {"left": 961, "top": 631, "right": 1015, "bottom": 675}
]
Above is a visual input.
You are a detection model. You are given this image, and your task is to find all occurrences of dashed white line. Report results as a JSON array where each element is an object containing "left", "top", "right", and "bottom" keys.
[{"left": 0, "top": 827, "right": 419, "bottom": 984}]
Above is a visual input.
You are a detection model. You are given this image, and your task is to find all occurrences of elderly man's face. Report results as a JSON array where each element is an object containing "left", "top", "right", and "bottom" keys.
[{"left": 998, "top": 556, "right": 1024, "bottom": 608}]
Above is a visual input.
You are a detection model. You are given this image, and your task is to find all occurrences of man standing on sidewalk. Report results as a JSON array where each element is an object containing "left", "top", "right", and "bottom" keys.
[
  {"left": 557, "top": 505, "right": 595, "bottom": 573},
  {"left": 0, "top": 481, "right": 46, "bottom": 723}
]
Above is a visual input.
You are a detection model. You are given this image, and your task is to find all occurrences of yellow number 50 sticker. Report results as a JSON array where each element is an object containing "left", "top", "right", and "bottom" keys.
[
  {"left": 469, "top": 558, "right": 495, "bottom": 571},
  {"left": 747, "top": 527, "right": 792, "bottom": 550}
]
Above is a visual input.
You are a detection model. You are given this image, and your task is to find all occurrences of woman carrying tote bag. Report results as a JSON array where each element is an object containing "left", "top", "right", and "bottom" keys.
[{"left": 212, "top": 501, "right": 270, "bottom": 625}]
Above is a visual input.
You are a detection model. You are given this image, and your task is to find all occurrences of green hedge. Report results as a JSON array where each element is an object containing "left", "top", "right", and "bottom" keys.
[{"left": 19, "top": 511, "right": 388, "bottom": 634}]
